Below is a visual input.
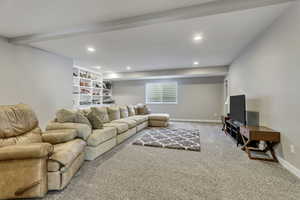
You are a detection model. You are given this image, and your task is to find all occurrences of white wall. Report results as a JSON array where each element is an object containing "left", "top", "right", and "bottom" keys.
[
  {"left": 227, "top": 2, "right": 300, "bottom": 169},
  {"left": 0, "top": 37, "right": 73, "bottom": 129},
  {"left": 113, "top": 77, "right": 224, "bottom": 121}
]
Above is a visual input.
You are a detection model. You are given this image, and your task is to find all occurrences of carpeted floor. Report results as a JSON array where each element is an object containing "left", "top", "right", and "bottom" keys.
[{"left": 44, "top": 122, "right": 300, "bottom": 200}]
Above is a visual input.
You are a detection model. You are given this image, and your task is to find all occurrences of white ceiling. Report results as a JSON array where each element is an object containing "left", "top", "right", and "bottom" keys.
[
  {"left": 0, "top": 0, "right": 214, "bottom": 37},
  {"left": 30, "top": 3, "right": 290, "bottom": 73}
]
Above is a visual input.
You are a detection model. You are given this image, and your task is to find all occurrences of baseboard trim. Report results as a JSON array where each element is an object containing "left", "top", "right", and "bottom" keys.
[
  {"left": 171, "top": 118, "right": 222, "bottom": 123},
  {"left": 277, "top": 156, "right": 300, "bottom": 179}
]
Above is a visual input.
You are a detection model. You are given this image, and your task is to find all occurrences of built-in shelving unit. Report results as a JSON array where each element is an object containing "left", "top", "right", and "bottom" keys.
[{"left": 73, "top": 66, "right": 103, "bottom": 108}]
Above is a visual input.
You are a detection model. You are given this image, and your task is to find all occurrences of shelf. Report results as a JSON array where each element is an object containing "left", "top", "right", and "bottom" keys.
[
  {"left": 79, "top": 77, "right": 93, "bottom": 81},
  {"left": 80, "top": 86, "right": 93, "bottom": 89}
]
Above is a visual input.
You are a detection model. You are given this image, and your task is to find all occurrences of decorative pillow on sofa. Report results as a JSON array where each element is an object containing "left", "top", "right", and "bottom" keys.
[
  {"left": 91, "top": 107, "right": 110, "bottom": 123},
  {"left": 120, "top": 106, "right": 129, "bottom": 118},
  {"left": 144, "top": 105, "right": 151, "bottom": 114},
  {"left": 107, "top": 106, "right": 121, "bottom": 121},
  {"left": 136, "top": 104, "right": 151, "bottom": 115},
  {"left": 127, "top": 105, "right": 136, "bottom": 116},
  {"left": 134, "top": 106, "right": 139, "bottom": 115},
  {"left": 86, "top": 111, "right": 103, "bottom": 129},
  {"left": 56, "top": 109, "right": 91, "bottom": 127}
]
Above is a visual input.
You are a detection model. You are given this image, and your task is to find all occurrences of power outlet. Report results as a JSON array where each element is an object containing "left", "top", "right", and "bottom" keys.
[{"left": 290, "top": 145, "right": 295, "bottom": 153}]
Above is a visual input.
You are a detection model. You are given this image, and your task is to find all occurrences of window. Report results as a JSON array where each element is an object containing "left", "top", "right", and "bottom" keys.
[{"left": 146, "top": 82, "right": 177, "bottom": 104}]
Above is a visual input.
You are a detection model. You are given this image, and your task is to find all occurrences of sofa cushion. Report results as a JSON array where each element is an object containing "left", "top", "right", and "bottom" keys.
[
  {"left": 148, "top": 114, "right": 170, "bottom": 121},
  {"left": 127, "top": 105, "right": 136, "bottom": 116},
  {"left": 50, "top": 139, "right": 86, "bottom": 168},
  {"left": 42, "top": 129, "right": 77, "bottom": 144},
  {"left": 0, "top": 127, "right": 42, "bottom": 147},
  {"left": 86, "top": 111, "right": 103, "bottom": 129},
  {"left": 119, "top": 106, "right": 129, "bottom": 118},
  {"left": 128, "top": 115, "right": 148, "bottom": 124},
  {"left": 91, "top": 107, "right": 110, "bottom": 123},
  {"left": 56, "top": 109, "right": 91, "bottom": 127},
  {"left": 87, "top": 127, "right": 117, "bottom": 147},
  {"left": 112, "top": 119, "right": 137, "bottom": 129},
  {"left": 149, "top": 120, "right": 169, "bottom": 127},
  {"left": 46, "top": 122, "right": 92, "bottom": 141},
  {"left": 107, "top": 106, "right": 121, "bottom": 121},
  {"left": 0, "top": 104, "right": 39, "bottom": 139},
  {"left": 103, "top": 123, "right": 128, "bottom": 134}
]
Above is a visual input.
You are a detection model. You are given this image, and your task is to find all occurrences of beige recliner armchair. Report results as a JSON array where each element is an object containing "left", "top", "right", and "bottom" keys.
[
  {"left": 0, "top": 104, "right": 53, "bottom": 199},
  {"left": 0, "top": 104, "right": 87, "bottom": 199}
]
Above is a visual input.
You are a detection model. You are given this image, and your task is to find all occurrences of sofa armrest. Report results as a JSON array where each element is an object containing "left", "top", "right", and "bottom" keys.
[
  {"left": 0, "top": 143, "right": 53, "bottom": 161},
  {"left": 42, "top": 129, "right": 77, "bottom": 144},
  {"left": 46, "top": 122, "right": 92, "bottom": 141}
]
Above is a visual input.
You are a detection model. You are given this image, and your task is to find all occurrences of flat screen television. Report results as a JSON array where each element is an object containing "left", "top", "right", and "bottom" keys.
[{"left": 230, "top": 95, "right": 246, "bottom": 125}]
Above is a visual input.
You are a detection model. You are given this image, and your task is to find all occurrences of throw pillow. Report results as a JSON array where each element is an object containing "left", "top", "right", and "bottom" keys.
[
  {"left": 107, "top": 106, "right": 121, "bottom": 121},
  {"left": 120, "top": 106, "right": 129, "bottom": 118},
  {"left": 56, "top": 109, "right": 75, "bottom": 123},
  {"left": 127, "top": 105, "right": 136, "bottom": 116},
  {"left": 136, "top": 104, "right": 151, "bottom": 115},
  {"left": 134, "top": 106, "right": 139, "bottom": 115},
  {"left": 136, "top": 104, "right": 145, "bottom": 115},
  {"left": 144, "top": 105, "right": 151, "bottom": 114},
  {"left": 86, "top": 111, "right": 103, "bottom": 129},
  {"left": 91, "top": 107, "right": 110, "bottom": 123}
]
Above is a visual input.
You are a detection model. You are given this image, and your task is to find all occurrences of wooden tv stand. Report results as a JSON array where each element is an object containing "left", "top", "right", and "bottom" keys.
[{"left": 240, "top": 126, "right": 280, "bottom": 162}]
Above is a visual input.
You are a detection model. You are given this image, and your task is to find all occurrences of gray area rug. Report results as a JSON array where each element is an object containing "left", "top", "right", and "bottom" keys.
[{"left": 132, "top": 127, "right": 201, "bottom": 152}]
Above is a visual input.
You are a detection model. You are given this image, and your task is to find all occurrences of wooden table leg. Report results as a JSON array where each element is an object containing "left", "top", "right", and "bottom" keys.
[
  {"left": 243, "top": 141, "right": 278, "bottom": 162},
  {"left": 241, "top": 139, "right": 250, "bottom": 151},
  {"left": 240, "top": 135, "right": 252, "bottom": 158},
  {"left": 268, "top": 142, "right": 278, "bottom": 162}
]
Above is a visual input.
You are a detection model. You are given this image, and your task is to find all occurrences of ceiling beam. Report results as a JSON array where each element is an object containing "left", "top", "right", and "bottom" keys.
[
  {"left": 9, "top": 0, "right": 293, "bottom": 44},
  {"left": 103, "top": 66, "right": 229, "bottom": 81}
]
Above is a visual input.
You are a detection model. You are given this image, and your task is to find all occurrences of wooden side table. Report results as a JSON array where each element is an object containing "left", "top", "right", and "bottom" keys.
[{"left": 240, "top": 126, "right": 280, "bottom": 162}]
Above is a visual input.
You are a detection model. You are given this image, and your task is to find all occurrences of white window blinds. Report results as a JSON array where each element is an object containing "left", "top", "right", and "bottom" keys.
[{"left": 146, "top": 82, "right": 177, "bottom": 104}]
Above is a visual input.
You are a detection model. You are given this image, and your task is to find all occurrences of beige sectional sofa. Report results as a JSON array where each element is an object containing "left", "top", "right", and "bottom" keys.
[
  {"left": 46, "top": 105, "right": 169, "bottom": 161},
  {"left": 0, "top": 103, "right": 169, "bottom": 199}
]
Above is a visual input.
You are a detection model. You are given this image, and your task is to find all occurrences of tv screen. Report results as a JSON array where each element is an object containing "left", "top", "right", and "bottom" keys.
[{"left": 230, "top": 95, "right": 246, "bottom": 125}]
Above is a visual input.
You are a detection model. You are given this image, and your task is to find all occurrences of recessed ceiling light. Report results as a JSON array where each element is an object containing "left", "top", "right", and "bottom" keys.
[
  {"left": 193, "top": 61, "right": 199, "bottom": 65},
  {"left": 87, "top": 47, "right": 96, "bottom": 52},
  {"left": 93, "top": 66, "right": 101, "bottom": 69},
  {"left": 193, "top": 35, "right": 203, "bottom": 42},
  {"left": 126, "top": 66, "right": 131, "bottom": 70}
]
